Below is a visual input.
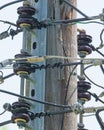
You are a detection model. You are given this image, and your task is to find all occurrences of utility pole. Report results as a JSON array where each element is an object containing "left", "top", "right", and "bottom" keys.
[
  {"left": 45, "top": 0, "right": 77, "bottom": 130},
  {"left": 23, "top": 0, "right": 47, "bottom": 130},
  {"left": 23, "top": 0, "right": 77, "bottom": 130},
  {"left": 61, "top": 1, "right": 77, "bottom": 130}
]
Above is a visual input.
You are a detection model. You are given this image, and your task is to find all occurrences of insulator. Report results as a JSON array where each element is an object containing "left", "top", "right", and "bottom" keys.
[
  {"left": 78, "top": 45, "right": 92, "bottom": 56},
  {"left": 78, "top": 80, "right": 91, "bottom": 91},
  {"left": 16, "top": 5, "right": 40, "bottom": 29},
  {"left": 12, "top": 113, "right": 30, "bottom": 123},
  {"left": 13, "top": 62, "right": 32, "bottom": 75},
  {"left": 17, "top": 6, "right": 36, "bottom": 16},
  {"left": 77, "top": 80, "right": 91, "bottom": 102},
  {"left": 78, "top": 93, "right": 91, "bottom": 101},
  {"left": 11, "top": 100, "right": 31, "bottom": 127},
  {"left": 17, "top": 15, "right": 39, "bottom": 29},
  {"left": 77, "top": 33, "right": 92, "bottom": 58},
  {"left": 12, "top": 101, "right": 30, "bottom": 110},
  {"left": 13, "top": 53, "right": 35, "bottom": 75},
  {"left": 15, "top": 52, "right": 31, "bottom": 59},
  {"left": 78, "top": 33, "right": 92, "bottom": 45}
]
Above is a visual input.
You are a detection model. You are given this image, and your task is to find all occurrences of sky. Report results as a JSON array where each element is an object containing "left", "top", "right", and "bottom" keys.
[{"left": 0, "top": 0, "right": 104, "bottom": 130}]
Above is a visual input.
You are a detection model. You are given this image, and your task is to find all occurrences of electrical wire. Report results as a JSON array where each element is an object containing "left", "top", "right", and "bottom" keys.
[
  {"left": 95, "top": 109, "right": 104, "bottom": 130},
  {"left": 100, "top": 65, "right": 104, "bottom": 74},
  {"left": 0, "top": 120, "right": 12, "bottom": 126},
  {"left": 3, "top": 73, "right": 15, "bottom": 80},
  {"left": 63, "top": 0, "right": 89, "bottom": 18},
  {"left": 0, "top": 20, "right": 17, "bottom": 27},
  {"left": 0, "top": 0, "right": 25, "bottom": 10},
  {"left": 60, "top": 65, "right": 78, "bottom": 130},
  {"left": 83, "top": 65, "right": 104, "bottom": 89},
  {"left": 50, "top": 15, "right": 100, "bottom": 24},
  {"left": 0, "top": 89, "right": 72, "bottom": 108},
  {"left": 0, "top": 110, "right": 6, "bottom": 115},
  {"left": 83, "top": 114, "right": 95, "bottom": 117},
  {"left": 58, "top": 30, "right": 78, "bottom": 130},
  {"left": 33, "top": 109, "right": 73, "bottom": 119},
  {"left": 46, "top": 19, "right": 104, "bottom": 27},
  {"left": 77, "top": 21, "right": 104, "bottom": 25},
  {"left": 91, "top": 45, "right": 104, "bottom": 57},
  {"left": 98, "top": 28, "right": 104, "bottom": 49},
  {"left": 87, "top": 91, "right": 104, "bottom": 104},
  {"left": 32, "top": 61, "right": 82, "bottom": 70}
]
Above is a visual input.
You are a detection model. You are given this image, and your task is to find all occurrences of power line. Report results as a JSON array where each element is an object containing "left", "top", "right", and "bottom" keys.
[
  {"left": 0, "top": 89, "right": 72, "bottom": 108},
  {"left": 0, "top": 0, "right": 25, "bottom": 10},
  {"left": 63, "top": 0, "right": 89, "bottom": 18}
]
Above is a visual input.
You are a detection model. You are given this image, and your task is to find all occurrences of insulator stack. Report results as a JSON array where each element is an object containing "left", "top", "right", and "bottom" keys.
[
  {"left": 16, "top": 4, "right": 40, "bottom": 29},
  {"left": 78, "top": 80, "right": 91, "bottom": 102},
  {"left": 77, "top": 32, "right": 92, "bottom": 58},
  {"left": 13, "top": 52, "right": 35, "bottom": 75},
  {"left": 11, "top": 100, "right": 33, "bottom": 128}
]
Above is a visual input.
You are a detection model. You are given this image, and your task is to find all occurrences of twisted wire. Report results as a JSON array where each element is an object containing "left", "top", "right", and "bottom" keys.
[
  {"left": 32, "top": 62, "right": 81, "bottom": 70},
  {"left": 33, "top": 109, "right": 72, "bottom": 119}
]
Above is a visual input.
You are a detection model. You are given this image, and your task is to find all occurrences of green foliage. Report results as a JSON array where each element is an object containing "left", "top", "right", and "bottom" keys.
[{"left": 1, "top": 127, "right": 7, "bottom": 130}]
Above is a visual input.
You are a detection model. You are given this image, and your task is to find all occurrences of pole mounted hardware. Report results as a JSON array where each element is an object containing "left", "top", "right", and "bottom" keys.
[
  {"left": 78, "top": 80, "right": 91, "bottom": 103},
  {"left": 13, "top": 52, "right": 35, "bottom": 76},
  {"left": 77, "top": 31, "right": 92, "bottom": 58},
  {"left": 3, "top": 99, "right": 34, "bottom": 129},
  {"left": 16, "top": 4, "right": 47, "bottom": 29}
]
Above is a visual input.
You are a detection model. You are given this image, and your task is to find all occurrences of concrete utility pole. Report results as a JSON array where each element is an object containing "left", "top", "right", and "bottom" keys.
[
  {"left": 23, "top": 0, "right": 47, "bottom": 130},
  {"left": 23, "top": 0, "right": 77, "bottom": 130}
]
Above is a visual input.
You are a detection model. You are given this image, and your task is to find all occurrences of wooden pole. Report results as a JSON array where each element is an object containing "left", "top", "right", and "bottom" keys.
[
  {"left": 61, "top": 1, "right": 77, "bottom": 130},
  {"left": 45, "top": 0, "right": 77, "bottom": 130}
]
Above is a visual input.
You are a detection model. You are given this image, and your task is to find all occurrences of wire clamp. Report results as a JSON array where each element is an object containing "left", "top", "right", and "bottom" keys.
[{"left": 71, "top": 102, "right": 83, "bottom": 114}]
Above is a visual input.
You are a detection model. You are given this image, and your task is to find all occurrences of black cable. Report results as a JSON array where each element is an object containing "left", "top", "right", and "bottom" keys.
[
  {"left": 52, "top": 15, "right": 100, "bottom": 24},
  {"left": 0, "top": 120, "right": 12, "bottom": 126},
  {"left": 83, "top": 65, "right": 104, "bottom": 89},
  {"left": 100, "top": 65, "right": 104, "bottom": 75},
  {"left": 0, "top": 0, "right": 25, "bottom": 10},
  {"left": 0, "top": 20, "right": 17, "bottom": 27},
  {"left": 90, "top": 44, "right": 104, "bottom": 57},
  {"left": 95, "top": 109, "right": 104, "bottom": 130},
  {"left": 3, "top": 73, "right": 15, "bottom": 80},
  {"left": 33, "top": 109, "right": 72, "bottom": 119},
  {"left": 61, "top": 65, "right": 78, "bottom": 130},
  {"left": 0, "top": 110, "right": 6, "bottom": 115},
  {"left": 0, "top": 89, "right": 71, "bottom": 108},
  {"left": 93, "top": 47, "right": 104, "bottom": 57},
  {"left": 64, "top": 0, "right": 89, "bottom": 18},
  {"left": 32, "top": 61, "right": 82, "bottom": 70},
  {"left": 87, "top": 91, "right": 104, "bottom": 104},
  {"left": 83, "top": 114, "right": 95, "bottom": 117},
  {"left": 0, "top": 109, "right": 73, "bottom": 126}
]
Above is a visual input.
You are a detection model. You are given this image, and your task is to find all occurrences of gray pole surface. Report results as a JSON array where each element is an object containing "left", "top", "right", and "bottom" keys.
[{"left": 24, "top": 0, "right": 47, "bottom": 130}]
